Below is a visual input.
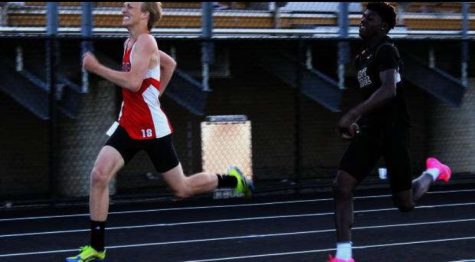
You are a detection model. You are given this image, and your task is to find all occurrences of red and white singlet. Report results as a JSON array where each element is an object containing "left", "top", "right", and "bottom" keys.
[{"left": 117, "top": 38, "right": 173, "bottom": 140}]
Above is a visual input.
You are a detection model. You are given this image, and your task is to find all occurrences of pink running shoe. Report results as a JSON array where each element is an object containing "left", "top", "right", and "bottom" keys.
[
  {"left": 328, "top": 254, "right": 355, "bottom": 262},
  {"left": 426, "top": 157, "right": 452, "bottom": 183}
]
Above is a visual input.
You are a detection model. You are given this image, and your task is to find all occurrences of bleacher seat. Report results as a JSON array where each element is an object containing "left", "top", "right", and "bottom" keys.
[
  {"left": 4, "top": 2, "right": 474, "bottom": 32},
  {"left": 279, "top": 2, "right": 362, "bottom": 13}
]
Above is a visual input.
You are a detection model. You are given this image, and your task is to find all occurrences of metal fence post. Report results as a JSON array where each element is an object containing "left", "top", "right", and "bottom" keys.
[
  {"left": 338, "top": 2, "right": 350, "bottom": 90},
  {"left": 46, "top": 2, "right": 59, "bottom": 204},
  {"left": 294, "top": 39, "right": 304, "bottom": 191},
  {"left": 201, "top": 2, "right": 214, "bottom": 92},
  {"left": 461, "top": 2, "right": 469, "bottom": 87},
  {"left": 81, "top": 2, "right": 94, "bottom": 93}
]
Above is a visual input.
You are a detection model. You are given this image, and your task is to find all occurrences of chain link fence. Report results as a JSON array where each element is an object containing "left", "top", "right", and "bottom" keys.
[{"left": 0, "top": 2, "right": 474, "bottom": 205}]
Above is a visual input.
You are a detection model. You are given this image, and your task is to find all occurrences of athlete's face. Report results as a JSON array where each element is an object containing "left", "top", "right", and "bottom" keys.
[
  {"left": 121, "top": 2, "right": 145, "bottom": 28},
  {"left": 359, "top": 9, "right": 385, "bottom": 40}
]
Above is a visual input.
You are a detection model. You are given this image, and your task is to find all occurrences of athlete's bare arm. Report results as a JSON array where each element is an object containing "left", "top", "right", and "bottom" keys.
[
  {"left": 158, "top": 50, "right": 177, "bottom": 96},
  {"left": 82, "top": 34, "right": 155, "bottom": 92},
  {"left": 338, "top": 68, "right": 398, "bottom": 129}
]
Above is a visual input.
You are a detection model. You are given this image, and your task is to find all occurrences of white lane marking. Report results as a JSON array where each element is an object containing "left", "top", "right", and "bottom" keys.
[
  {"left": 185, "top": 236, "right": 475, "bottom": 262},
  {"left": 2, "top": 188, "right": 474, "bottom": 222},
  {"left": 2, "top": 202, "right": 475, "bottom": 238}
]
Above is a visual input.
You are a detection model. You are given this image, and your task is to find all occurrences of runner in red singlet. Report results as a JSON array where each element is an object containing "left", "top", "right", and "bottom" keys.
[{"left": 66, "top": 3, "right": 253, "bottom": 261}]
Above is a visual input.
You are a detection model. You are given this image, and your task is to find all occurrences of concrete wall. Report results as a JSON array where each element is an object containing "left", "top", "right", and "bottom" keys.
[
  {"left": 427, "top": 79, "right": 475, "bottom": 174},
  {"left": 57, "top": 80, "right": 117, "bottom": 197},
  {"left": 0, "top": 40, "right": 473, "bottom": 200},
  {"left": 0, "top": 92, "right": 49, "bottom": 197}
]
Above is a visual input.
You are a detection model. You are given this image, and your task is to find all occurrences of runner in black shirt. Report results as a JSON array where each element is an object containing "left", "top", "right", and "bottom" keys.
[{"left": 329, "top": 3, "right": 452, "bottom": 262}]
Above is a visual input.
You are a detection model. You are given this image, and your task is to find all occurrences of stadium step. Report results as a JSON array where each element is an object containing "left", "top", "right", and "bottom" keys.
[
  {"left": 166, "top": 68, "right": 208, "bottom": 116},
  {"left": 0, "top": 51, "right": 83, "bottom": 120},
  {"left": 256, "top": 49, "right": 342, "bottom": 112},
  {"left": 402, "top": 50, "right": 466, "bottom": 107}
]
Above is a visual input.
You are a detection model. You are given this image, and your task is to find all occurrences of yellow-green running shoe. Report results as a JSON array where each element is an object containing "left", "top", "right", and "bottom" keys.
[
  {"left": 65, "top": 245, "right": 106, "bottom": 262},
  {"left": 227, "top": 166, "right": 254, "bottom": 198}
]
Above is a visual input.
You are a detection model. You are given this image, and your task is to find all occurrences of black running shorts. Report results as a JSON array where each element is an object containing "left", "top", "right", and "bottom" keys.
[
  {"left": 339, "top": 123, "right": 412, "bottom": 193},
  {"left": 105, "top": 125, "right": 179, "bottom": 173}
]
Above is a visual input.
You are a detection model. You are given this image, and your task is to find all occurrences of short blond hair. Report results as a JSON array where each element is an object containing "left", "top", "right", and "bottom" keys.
[{"left": 141, "top": 2, "right": 162, "bottom": 30}]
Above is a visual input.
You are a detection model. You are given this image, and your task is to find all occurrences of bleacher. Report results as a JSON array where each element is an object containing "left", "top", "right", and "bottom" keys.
[
  {"left": 0, "top": 2, "right": 472, "bottom": 203},
  {"left": 0, "top": 2, "right": 473, "bottom": 38},
  {"left": 401, "top": 2, "right": 475, "bottom": 13}
]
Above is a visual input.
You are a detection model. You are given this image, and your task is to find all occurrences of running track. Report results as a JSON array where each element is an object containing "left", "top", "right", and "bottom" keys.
[{"left": 1, "top": 183, "right": 474, "bottom": 262}]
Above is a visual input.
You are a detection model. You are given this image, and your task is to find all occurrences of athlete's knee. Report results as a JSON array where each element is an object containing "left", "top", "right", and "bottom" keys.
[
  {"left": 393, "top": 190, "right": 415, "bottom": 212},
  {"left": 173, "top": 188, "right": 192, "bottom": 199},
  {"left": 396, "top": 203, "right": 415, "bottom": 212},
  {"left": 332, "top": 171, "right": 357, "bottom": 199},
  {"left": 332, "top": 180, "right": 352, "bottom": 199},
  {"left": 162, "top": 166, "right": 194, "bottom": 199},
  {"left": 393, "top": 198, "right": 415, "bottom": 212},
  {"left": 90, "top": 167, "right": 111, "bottom": 188},
  {"left": 170, "top": 181, "right": 193, "bottom": 199}
]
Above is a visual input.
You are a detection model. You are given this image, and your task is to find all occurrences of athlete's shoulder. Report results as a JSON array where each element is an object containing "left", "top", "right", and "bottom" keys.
[
  {"left": 134, "top": 34, "right": 157, "bottom": 50},
  {"left": 137, "top": 33, "right": 157, "bottom": 44},
  {"left": 375, "top": 42, "right": 399, "bottom": 59}
]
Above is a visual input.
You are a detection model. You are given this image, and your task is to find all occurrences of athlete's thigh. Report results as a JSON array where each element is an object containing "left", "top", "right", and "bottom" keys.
[
  {"left": 105, "top": 125, "right": 141, "bottom": 165},
  {"left": 339, "top": 126, "right": 382, "bottom": 182},
  {"left": 145, "top": 134, "right": 180, "bottom": 173},
  {"left": 383, "top": 125, "right": 411, "bottom": 194}
]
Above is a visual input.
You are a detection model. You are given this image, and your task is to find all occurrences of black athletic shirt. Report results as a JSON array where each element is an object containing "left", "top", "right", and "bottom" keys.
[{"left": 354, "top": 36, "right": 410, "bottom": 127}]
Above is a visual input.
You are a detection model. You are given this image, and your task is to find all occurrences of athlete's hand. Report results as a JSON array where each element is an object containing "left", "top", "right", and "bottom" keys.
[
  {"left": 337, "top": 123, "right": 360, "bottom": 140},
  {"left": 82, "top": 51, "right": 100, "bottom": 73},
  {"left": 337, "top": 110, "right": 361, "bottom": 140}
]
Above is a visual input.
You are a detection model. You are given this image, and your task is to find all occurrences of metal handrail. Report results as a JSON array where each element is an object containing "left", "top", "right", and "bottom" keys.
[{"left": 1, "top": 26, "right": 474, "bottom": 40}]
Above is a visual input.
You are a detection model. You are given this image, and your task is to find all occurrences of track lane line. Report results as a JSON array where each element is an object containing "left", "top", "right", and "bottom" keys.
[
  {"left": 2, "top": 202, "right": 475, "bottom": 238},
  {"left": 1, "top": 217, "right": 475, "bottom": 257},
  {"left": 1, "top": 188, "right": 474, "bottom": 222}
]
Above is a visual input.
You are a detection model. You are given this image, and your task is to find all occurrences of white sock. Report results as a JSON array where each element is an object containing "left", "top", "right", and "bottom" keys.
[
  {"left": 424, "top": 168, "right": 440, "bottom": 181},
  {"left": 335, "top": 241, "right": 352, "bottom": 260}
]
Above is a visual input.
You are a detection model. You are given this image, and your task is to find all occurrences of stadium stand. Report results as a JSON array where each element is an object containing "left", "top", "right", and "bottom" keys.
[
  {"left": 0, "top": 2, "right": 471, "bottom": 111},
  {"left": 0, "top": 2, "right": 473, "bottom": 205},
  {"left": 1, "top": 2, "right": 473, "bottom": 32}
]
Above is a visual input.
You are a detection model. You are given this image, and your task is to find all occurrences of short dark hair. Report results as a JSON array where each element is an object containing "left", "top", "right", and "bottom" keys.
[{"left": 366, "top": 2, "right": 396, "bottom": 32}]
